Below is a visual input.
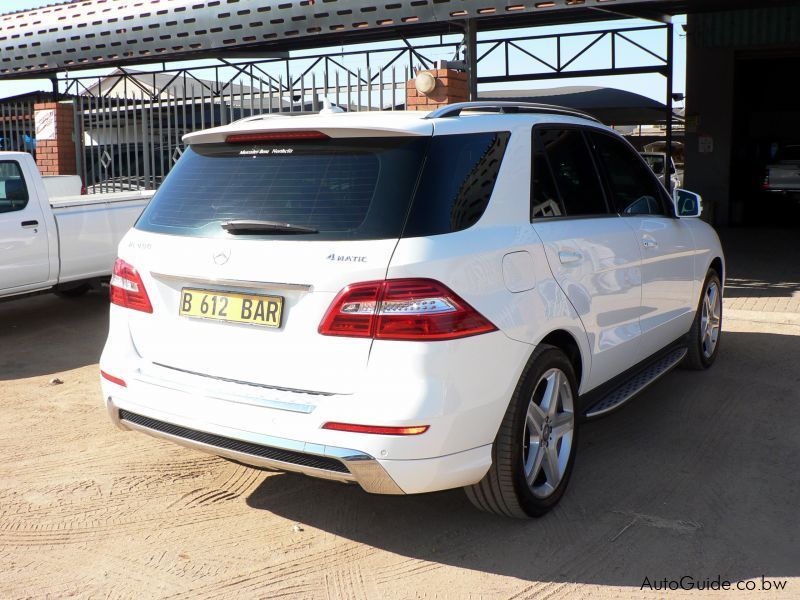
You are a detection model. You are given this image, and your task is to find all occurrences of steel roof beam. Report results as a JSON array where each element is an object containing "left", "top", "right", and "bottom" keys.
[{"left": 0, "top": 0, "right": 687, "bottom": 80}]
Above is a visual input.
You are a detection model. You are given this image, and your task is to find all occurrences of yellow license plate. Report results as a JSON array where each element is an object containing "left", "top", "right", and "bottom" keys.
[{"left": 179, "top": 288, "right": 283, "bottom": 328}]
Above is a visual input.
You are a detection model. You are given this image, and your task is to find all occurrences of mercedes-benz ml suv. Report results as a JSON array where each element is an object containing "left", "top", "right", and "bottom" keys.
[{"left": 100, "top": 102, "right": 724, "bottom": 517}]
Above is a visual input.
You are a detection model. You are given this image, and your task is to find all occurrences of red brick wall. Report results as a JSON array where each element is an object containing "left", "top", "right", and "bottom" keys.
[
  {"left": 406, "top": 69, "right": 469, "bottom": 111},
  {"left": 33, "top": 102, "right": 77, "bottom": 177}
]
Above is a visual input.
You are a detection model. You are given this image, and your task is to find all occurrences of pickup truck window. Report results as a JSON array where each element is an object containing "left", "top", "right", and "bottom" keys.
[
  {"left": 136, "top": 138, "right": 429, "bottom": 241},
  {"left": 0, "top": 161, "right": 29, "bottom": 213}
]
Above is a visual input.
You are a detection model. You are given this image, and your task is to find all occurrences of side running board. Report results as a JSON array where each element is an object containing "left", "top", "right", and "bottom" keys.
[{"left": 584, "top": 347, "right": 687, "bottom": 419}]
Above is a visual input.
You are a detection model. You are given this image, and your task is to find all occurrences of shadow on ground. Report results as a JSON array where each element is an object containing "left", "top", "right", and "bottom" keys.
[
  {"left": 247, "top": 328, "right": 800, "bottom": 588},
  {"left": 721, "top": 228, "right": 800, "bottom": 299},
  {"left": 0, "top": 290, "right": 109, "bottom": 379}
]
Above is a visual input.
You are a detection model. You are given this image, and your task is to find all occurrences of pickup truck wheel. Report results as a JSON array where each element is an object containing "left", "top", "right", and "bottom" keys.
[
  {"left": 55, "top": 283, "right": 91, "bottom": 298},
  {"left": 464, "top": 345, "right": 578, "bottom": 518},
  {"left": 682, "top": 269, "right": 722, "bottom": 370}
]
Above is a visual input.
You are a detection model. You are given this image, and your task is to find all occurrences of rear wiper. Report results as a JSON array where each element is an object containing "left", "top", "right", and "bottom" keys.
[{"left": 221, "top": 220, "right": 319, "bottom": 235}]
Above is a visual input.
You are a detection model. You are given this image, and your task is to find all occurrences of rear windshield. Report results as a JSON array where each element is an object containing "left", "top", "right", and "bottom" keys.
[
  {"left": 137, "top": 137, "right": 428, "bottom": 240},
  {"left": 136, "top": 132, "right": 509, "bottom": 240}
]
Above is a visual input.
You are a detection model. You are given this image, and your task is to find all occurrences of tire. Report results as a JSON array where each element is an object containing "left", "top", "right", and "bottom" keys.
[
  {"left": 55, "top": 283, "right": 91, "bottom": 298},
  {"left": 464, "top": 345, "right": 579, "bottom": 518},
  {"left": 681, "top": 269, "right": 722, "bottom": 371}
]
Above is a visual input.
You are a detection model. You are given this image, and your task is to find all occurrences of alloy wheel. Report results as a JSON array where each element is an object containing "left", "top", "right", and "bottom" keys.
[
  {"left": 701, "top": 280, "right": 722, "bottom": 359},
  {"left": 522, "top": 368, "right": 575, "bottom": 499}
]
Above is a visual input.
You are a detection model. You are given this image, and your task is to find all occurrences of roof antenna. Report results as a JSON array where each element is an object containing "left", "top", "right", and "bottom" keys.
[{"left": 319, "top": 96, "right": 344, "bottom": 114}]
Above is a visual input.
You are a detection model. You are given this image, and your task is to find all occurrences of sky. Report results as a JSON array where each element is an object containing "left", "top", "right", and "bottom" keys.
[{"left": 0, "top": 0, "right": 686, "bottom": 105}]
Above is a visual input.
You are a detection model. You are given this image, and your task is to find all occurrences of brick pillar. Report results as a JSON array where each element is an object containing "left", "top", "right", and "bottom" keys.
[
  {"left": 33, "top": 101, "right": 77, "bottom": 176},
  {"left": 406, "top": 69, "right": 469, "bottom": 111}
]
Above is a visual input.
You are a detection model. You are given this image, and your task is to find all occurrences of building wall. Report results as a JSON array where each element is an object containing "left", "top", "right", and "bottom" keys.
[
  {"left": 685, "top": 6, "right": 800, "bottom": 228},
  {"left": 684, "top": 41, "right": 735, "bottom": 227}
]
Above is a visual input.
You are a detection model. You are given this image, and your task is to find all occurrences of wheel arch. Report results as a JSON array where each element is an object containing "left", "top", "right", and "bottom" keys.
[
  {"left": 709, "top": 256, "right": 724, "bottom": 285},
  {"left": 538, "top": 329, "right": 584, "bottom": 390}
]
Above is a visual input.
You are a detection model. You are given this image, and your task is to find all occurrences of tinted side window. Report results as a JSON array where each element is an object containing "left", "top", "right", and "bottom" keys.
[
  {"left": 403, "top": 132, "right": 510, "bottom": 237},
  {"left": 0, "top": 161, "right": 29, "bottom": 213},
  {"left": 590, "top": 132, "right": 668, "bottom": 216},
  {"left": 531, "top": 131, "right": 565, "bottom": 218},
  {"left": 534, "top": 129, "right": 608, "bottom": 217}
]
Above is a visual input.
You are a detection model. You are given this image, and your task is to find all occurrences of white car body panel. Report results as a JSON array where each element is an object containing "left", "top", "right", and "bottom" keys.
[
  {"left": 623, "top": 215, "right": 697, "bottom": 357},
  {"left": 0, "top": 152, "right": 152, "bottom": 298},
  {"left": 100, "top": 110, "right": 725, "bottom": 495},
  {"left": 120, "top": 232, "right": 398, "bottom": 394},
  {"left": 531, "top": 216, "right": 643, "bottom": 391},
  {"left": 0, "top": 154, "right": 52, "bottom": 290}
]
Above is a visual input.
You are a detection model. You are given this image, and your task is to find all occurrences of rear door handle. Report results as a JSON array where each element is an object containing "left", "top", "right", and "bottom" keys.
[
  {"left": 558, "top": 250, "right": 583, "bottom": 264},
  {"left": 21, "top": 220, "right": 39, "bottom": 228}
]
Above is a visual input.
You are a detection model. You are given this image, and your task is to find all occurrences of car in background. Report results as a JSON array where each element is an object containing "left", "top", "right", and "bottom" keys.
[
  {"left": 0, "top": 152, "right": 152, "bottom": 300},
  {"left": 763, "top": 144, "right": 800, "bottom": 197},
  {"left": 640, "top": 151, "right": 682, "bottom": 190}
]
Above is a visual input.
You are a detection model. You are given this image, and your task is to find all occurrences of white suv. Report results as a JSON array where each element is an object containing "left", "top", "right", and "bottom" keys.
[{"left": 100, "top": 102, "right": 724, "bottom": 518}]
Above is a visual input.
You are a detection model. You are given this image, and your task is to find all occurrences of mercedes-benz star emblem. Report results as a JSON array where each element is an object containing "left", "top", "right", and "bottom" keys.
[{"left": 212, "top": 248, "right": 231, "bottom": 265}]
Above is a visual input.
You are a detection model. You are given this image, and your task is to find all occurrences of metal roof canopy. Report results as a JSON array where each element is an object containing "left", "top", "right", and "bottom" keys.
[
  {"left": 478, "top": 86, "right": 674, "bottom": 125},
  {"left": 0, "top": 0, "right": 774, "bottom": 80}
]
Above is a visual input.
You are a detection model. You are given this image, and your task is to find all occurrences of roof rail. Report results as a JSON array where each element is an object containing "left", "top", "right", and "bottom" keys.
[{"left": 425, "top": 101, "right": 601, "bottom": 123}]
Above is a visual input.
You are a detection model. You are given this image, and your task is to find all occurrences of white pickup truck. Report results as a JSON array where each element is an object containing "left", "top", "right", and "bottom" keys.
[
  {"left": 763, "top": 144, "right": 800, "bottom": 196},
  {"left": 1, "top": 152, "right": 153, "bottom": 300}
]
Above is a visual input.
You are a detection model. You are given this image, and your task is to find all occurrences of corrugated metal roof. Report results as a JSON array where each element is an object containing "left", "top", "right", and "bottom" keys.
[{"left": 697, "top": 6, "right": 800, "bottom": 47}]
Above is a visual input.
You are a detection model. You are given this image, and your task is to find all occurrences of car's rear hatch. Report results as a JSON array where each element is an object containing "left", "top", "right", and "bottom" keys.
[{"left": 123, "top": 118, "right": 432, "bottom": 395}]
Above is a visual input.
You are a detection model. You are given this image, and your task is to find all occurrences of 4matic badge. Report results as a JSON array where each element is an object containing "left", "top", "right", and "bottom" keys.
[{"left": 326, "top": 253, "right": 367, "bottom": 263}]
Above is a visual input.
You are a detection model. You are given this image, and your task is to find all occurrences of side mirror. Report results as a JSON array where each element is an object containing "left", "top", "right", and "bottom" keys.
[
  {"left": 652, "top": 162, "right": 664, "bottom": 175},
  {"left": 673, "top": 189, "right": 703, "bottom": 218}
]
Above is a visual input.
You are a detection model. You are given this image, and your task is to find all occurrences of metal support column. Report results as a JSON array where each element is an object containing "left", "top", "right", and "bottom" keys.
[
  {"left": 464, "top": 19, "right": 478, "bottom": 101},
  {"left": 665, "top": 21, "right": 674, "bottom": 193},
  {"left": 51, "top": 77, "right": 59, "bottom": 101},
  {"left": 72, "top": 97, "right": 84, "bottom": 184}
]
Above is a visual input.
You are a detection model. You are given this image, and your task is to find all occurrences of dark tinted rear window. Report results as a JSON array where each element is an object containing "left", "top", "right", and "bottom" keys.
[
  {"left": 402, "top": 131, "right": 510, "bottom": 237},
  {"left": 136, "top": 137, "right": 428, "bottom": 240}
]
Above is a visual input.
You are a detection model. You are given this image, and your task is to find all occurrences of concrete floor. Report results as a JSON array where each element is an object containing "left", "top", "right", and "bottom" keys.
[{"left": 0, "top": 229, "right": 797, "bottom": 598}]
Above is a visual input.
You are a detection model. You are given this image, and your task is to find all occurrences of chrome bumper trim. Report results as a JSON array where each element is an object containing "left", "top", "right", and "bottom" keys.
[
  {"left": 105, "top": 397, "right": 404, "bottom": 495},
  {"left": 150, "top": 272, "right": 312, "bottom": 293}
]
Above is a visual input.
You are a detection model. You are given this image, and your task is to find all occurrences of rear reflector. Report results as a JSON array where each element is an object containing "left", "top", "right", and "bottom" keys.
[
  {"left": 318, "top": 278, "right": 496, "bottom": 341},
  {"left": 110, "top": 258, "right": 153, "bottom": 313},
  {"left": 225, "top": 131, "right": 329, "bottom": 144},
  {"left": 322, "top": 422, "right": 429, "bottom": 436},
  {"left": 101, "top": 370, "right": 127, "bottom": 387}
]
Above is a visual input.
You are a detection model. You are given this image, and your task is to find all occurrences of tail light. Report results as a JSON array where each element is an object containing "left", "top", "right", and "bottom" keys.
[
  {"left": 110, "top": 258, "right": 153, "bottom": 313},
  {"left": 762, "top": 171, "right": 770, "bottom": 189},
  {"left": 318, "top": 278, "right": 496, "bottom": 341},
  {"left": 80, "top": 185, "right": 87, "bottom": 195}
]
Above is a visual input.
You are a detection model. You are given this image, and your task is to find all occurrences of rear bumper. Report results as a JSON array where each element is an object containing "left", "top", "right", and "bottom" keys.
[
  {"left": 100, "top": 318, "right": 532, "bottom": 494},
  {"left": 105, "top": 396, "right": 404, "bottom": 494}
]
